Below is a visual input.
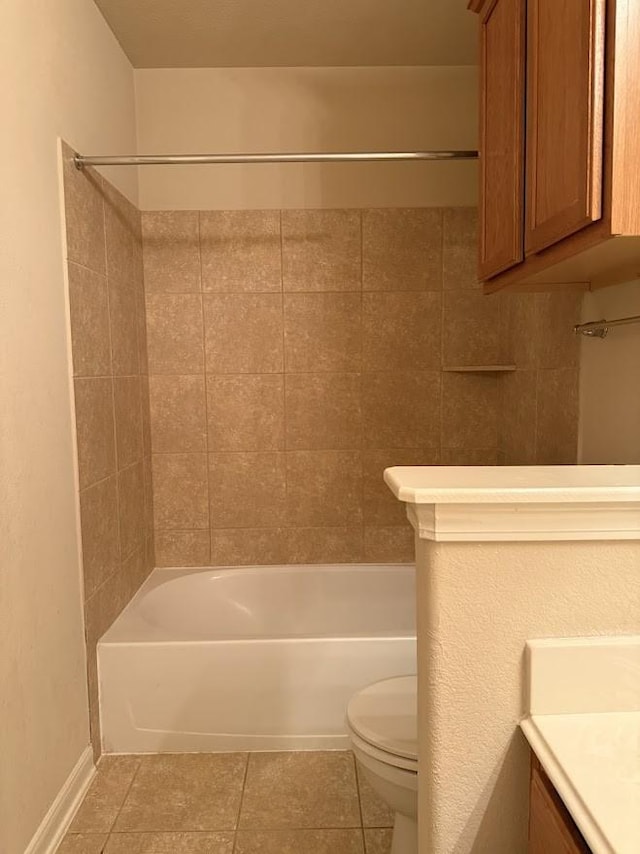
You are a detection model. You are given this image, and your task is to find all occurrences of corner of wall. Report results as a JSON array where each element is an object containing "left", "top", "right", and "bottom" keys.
[{"left": 577, "top": 280, "right": 640, "bottom": 464}]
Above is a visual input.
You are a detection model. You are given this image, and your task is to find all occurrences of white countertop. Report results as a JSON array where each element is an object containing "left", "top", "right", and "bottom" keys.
[
  {"left": 521, "top": 712, "right": 640, "bottom": 854},
  {"left": 384, "top": 465, "right": 640, "bottom": 505}
]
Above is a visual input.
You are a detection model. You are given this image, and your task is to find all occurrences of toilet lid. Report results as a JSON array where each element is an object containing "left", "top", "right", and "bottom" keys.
[{"left": 347, "top": 675, "right": 417, "bottom": 761}]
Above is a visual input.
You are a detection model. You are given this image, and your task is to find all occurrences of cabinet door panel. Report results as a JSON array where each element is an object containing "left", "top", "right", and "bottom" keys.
[
  {"left": 529, "top": 766, "right": 590, "bottom": 854},
  {"left": 478, "top": 0, "right": 526, "bottom": 279},
  {"left": 525, "top": 0, "right": 606, "bottom": 255}
]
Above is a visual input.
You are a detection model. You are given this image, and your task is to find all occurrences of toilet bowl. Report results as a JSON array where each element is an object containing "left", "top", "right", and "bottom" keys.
[{"left": 346, "top": 675, "right": 418, "bottom": 854}]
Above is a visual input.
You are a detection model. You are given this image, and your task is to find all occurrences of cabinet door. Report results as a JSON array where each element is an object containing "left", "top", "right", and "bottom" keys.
[
  {"left": 529, "top": 766, "right": 590, "bottom": 854},
  {"left": 525, "top": 0, "right": 606, "bottom": 255},
  {"left": 478, "top": 0, "right": 526, "bottom": 279}
]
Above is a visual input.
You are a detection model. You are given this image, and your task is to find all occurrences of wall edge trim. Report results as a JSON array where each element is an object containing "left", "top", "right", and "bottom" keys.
[{"left": 24, "top": 747, "right": 95, "bottom": 854}]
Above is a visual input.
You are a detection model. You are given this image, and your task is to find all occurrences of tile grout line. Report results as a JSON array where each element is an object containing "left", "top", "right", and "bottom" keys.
[
  {"left": 533, "top": 296, "right": 541, "bottom": 464},
  {"left": 279, "top": 210, "right": 290, "bottom": 562},
  {"left": 99, "top": 186, "right": 123, "bottom": 759},
  {"left": 140, "top": 368, "right": 444, "bottom": 377},
  {"left": 352, "top": 750, "right": 368, "bottom": 853},
  {"left": 84, "top": 539, "right": 143, "bottom": 609},
  {"left": 237, "top": 825, "right": 366, "bottom": 830},
  {"left": 72, "top": 372, "right": 143, "bottom": 381},
  {"left": 231, "top": 752, "right": 252, "bottom": 853},
  {"left": 438, "top": 209, "right": 446, "bottom": 457},
  {"left": 135, "top": 286, "right": 443, "bottom": 296},
  {"left": 67, "top": 256, "right": 109, "bottom": 280},
  {"left": 359, "top": 211, "right": 365, "bottom": 562},
  {"left": 197, "top": 212, "right": 214, "bottom": 563},
  {"left": 100, "top": 188, "right": 118, "bottom": 501},
  {"left": 133, "top": 216, "right": 149, "bottom": 551},
  {"left": 78, "top": 467, "right": 120, "bottom": 500},
  {"left": 106, "top": 757, "right": 144, "bottom": 838},
  {"left": 152, "top": 441, "right": 474, "bottom": 456},
  {"left": 170, "top": 446, "right": 339, "bottom": 459}
]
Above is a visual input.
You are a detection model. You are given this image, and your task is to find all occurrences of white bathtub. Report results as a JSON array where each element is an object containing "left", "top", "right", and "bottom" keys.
[{"left": 98, "top": 563, "right": 416, "bottom": 753}]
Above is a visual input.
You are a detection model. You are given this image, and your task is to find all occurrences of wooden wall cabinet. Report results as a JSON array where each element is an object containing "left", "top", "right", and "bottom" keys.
[
  {"left": 477, "top": 0, "right": 526, "bottom": 279},
  {"left": 470, "top": 0, "right": 640, "bottom": 293},
  {"left": 525, "top": 0, "right": 605, "bottom": 255},
  {"left": 528, "top": 755, "right": 591, "bottom": 854}
]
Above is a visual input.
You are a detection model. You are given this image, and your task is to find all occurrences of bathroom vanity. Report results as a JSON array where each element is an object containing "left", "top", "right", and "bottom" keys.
[
  {"left": 528, "top": 755, "right": 590, "bottom": 854},
  {"left": 523, "top": 636, "right": 640, "bottom": 854},
  {"left": 384, "top": 465, "right": 640, "bottom": 854}
]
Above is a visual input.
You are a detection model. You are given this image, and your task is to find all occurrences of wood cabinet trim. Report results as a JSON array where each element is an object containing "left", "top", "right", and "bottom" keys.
[
  {"left": 524, "top": 0, "right": 607, "bottom": 255},
  {"left": 529, "top": 755, "right": 591, "bottom": 854},
  {"left": 477, "top": 0, "right": 526, "bottom": 279},
  {"left": 589, "top": 0, "right": 607, "bottom": 224},
  {"left": 468, "top": 0, "right": 489, "bottom": 12},
  {"left": 610, "top": 0, "right": 640, "bottom": 234},
  {"left": 482, "top": 219, "right": 611, "bottom": 292}
]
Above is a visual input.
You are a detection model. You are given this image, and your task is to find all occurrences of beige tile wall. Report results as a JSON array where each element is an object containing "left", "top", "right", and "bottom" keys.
[
  {"left": 143, "top": 207, "right": 512, "bottom": 567},
  {"left": 63, "top": 146, "right": 154, "bottom": 755},
  {"left": 499, "top": 291, "right": 582, "bottom": 464}
]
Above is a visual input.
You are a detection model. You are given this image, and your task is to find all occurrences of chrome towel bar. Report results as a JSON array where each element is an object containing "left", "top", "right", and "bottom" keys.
[{"left": 574, "top": 314, "right": 640, "bottom": 338}]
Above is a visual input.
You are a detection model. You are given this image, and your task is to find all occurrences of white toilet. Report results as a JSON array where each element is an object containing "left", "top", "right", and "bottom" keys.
[{"left": 346, "top": 675, "right": 418, "bottom": 854}]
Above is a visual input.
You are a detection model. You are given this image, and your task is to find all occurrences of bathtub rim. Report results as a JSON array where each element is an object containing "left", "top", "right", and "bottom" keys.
[{"left": 100, "top": 561, "right": 415, "bottom": 645}]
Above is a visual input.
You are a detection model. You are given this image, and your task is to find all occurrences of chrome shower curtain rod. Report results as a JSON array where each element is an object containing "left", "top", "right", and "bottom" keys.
[{"left": 74, "top": 150, "right": 478, "bottom": 169}]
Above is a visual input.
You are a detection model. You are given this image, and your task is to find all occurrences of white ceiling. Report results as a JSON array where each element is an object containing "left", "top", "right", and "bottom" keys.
[{"left": 94, "top": 0, "right": 477, "bottom": 68}]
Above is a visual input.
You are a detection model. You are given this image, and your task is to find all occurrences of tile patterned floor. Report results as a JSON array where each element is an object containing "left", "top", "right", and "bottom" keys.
[{"left": 58, "top": 752, "right": 394, "bottom": 854}]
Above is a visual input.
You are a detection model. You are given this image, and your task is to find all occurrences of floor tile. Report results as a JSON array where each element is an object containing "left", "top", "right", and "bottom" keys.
[
  {"left": 356, "top": 765, "right": 394, "bottom": 828},
  {"left": 56, "top": 834, "right": 108, "bottom": 854},
  {"left": 69, "top": 756, "right": 141, "bottom": 833},
  {"left": 104, "top": 831, "right": 235, "bottom": 852},
  {"left": 235, "top": 829, "right": 365, "bottom": 854},
  {"left": 239, "top": 751, "right": 360, "bottom": 829},
  {"left": 113, "top": 754, "right": 247, "bottom": 832},
  {"left": 364, "top": 828, "right": 393, "bottom": 854}
]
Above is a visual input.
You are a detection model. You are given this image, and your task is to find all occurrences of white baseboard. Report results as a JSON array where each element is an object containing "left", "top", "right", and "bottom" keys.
[{"left": 24, "top": 747, "right": 95, "bottom": 854}]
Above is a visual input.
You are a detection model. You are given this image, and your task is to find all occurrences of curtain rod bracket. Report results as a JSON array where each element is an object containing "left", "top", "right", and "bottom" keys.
[{"left": 574, "top": 314, "right": 640, "bottom": 337}]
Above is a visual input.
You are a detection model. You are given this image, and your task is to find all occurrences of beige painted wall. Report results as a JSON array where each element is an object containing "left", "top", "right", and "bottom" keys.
[
  {"left": 578, "top": 280, "right": 640, "bottom": 464},
  {"left": 0, "top": 2, "right": 137, "bottom": 851},
  {"left": 134, "top": 66, "right": 478, "bottom": 210},
  {"left": 415, "top": 537, "right": 640, "bottom": 853}
]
